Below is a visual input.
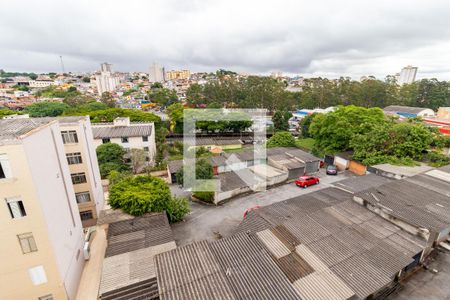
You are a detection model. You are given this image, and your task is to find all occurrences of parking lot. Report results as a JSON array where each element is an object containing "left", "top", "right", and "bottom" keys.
[{"left": 170, "top": 169, "right": 354, "bottom": 246}]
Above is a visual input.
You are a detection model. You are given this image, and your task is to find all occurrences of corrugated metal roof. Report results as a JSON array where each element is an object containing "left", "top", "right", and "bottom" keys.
[
  {"left": 306, "top": 236, "right": 356, "bottom": 267},
  {"left": 334, "top": 174, "right": 393, "bottom": 193},
  {"left": 331, "top": 255, "right": 392, "bottom": 299},
  {"left": 92, "top": 123, "right": 153, "bottom": 138},
  {"left": 105, "top": 213, "right": 174, "bottom": 257},
  {"left": 99, "top": 241, "right": 176, "bottom": 295},
  {"left": 155, "top": 240, "right": 236, "bottom": 300},
  {"left": 256, "top": 229, "right": 291, "bottom": 259},
  {"left": 210, "top": 233, "right": 301, "bottom": 300}
]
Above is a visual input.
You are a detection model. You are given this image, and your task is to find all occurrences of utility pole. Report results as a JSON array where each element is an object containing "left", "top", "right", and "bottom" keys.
[{"left": 59, "top": 55, "right": 65, "bottom": 74}]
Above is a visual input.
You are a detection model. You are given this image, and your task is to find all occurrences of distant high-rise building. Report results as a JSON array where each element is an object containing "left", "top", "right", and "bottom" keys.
[
  {"left": 149, "top": 63, "right": 165, "bottom": 83},
  {"left": 397, "top": 65, "right": 418, "bottom": 85},
  {"left": 95, "top": 62, "right": 120, "bottom": 95},
  {"left": 165, "top": 69, "right": 191, "bottom": 80},
  {"left": 100, "top": 62, "right": 113, "bottom": 73}
]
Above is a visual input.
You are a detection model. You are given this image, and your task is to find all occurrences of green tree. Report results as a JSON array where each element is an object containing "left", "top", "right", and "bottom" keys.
[
  {"left": 84, "top": 108, "right": 160, "bottom": 123},
  {"left": 96, "top": 143, "right": 129, "bottom": 178},
  {"left": 82, "top": 77, "right": 90, "bottom": 83},
  {"left": 309, "top": 106, "right": 385, "bottom": 153},
  {"left": 176, "top": 159, "right": 213, "bottom": 185},
  {"left": 166, "top": 103, "right": 184, "bottom": 133},
  {"left": 267, "top": 131, "right": 296, "bottom": 148},
  {"left": 108, "top": 175, "right": 190, "bottom": 221},
  {"left": 147, "top": 88, "right": 178, "bottom": 107},
  {"left": 299, "top": 113, "right": 317, "bottom": 138},
  {"left": 129, "top": 148, "right": 147, "bottom": 174},
  {"left": 272, "top": 110, "right": 291, "bottom": 131},
  {"left": 0, "top": 108, "right": 20, "bottom": 117},
  {"left": 100, "top": 92, "right": 116, "bottom": 108},
  {"left": 24, "top": 101, "right": 69, "bottom": 117}
]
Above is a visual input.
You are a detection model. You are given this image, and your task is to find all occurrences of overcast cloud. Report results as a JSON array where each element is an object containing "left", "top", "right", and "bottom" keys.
[{"left": 1, "top": 0, "right": 450, "bottom": 79}]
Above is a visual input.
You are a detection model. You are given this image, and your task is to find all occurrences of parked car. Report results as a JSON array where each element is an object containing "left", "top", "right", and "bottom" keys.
[
  {"left": 243, "top": 205, "right": 261, "bottom": 219},
  {"left": 319, "top": 160, "right": 325, "bottom": 168},
  {"left": 295, "top": 176, "right": 320, "bottom": 188},
  {"left": 326, "top": 164, "right": 338, "bottom": 175}
]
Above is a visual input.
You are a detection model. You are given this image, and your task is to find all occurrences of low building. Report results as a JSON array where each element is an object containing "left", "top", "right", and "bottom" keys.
[
  {"left": 0, "top": 118, "right": 85, "bottom": 300},
  {"left": 98, "top": 213, "right": 176, "bottom": 300},
  {"left": 383, "top": 105, "right": 435, "bottom": 118},
  {"left": 92, "top": 117, "right": 156, "bottom": 164},
  {"left": 156, "top": 183, "right": 429, "bottom": 300}
]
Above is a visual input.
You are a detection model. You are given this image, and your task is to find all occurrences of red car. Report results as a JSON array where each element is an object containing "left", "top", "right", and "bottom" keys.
[{"left": 295, "top": 176, "right": 320, "bottom": 188}]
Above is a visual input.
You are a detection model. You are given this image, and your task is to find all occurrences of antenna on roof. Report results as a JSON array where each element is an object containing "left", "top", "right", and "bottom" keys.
[{"left": 59, "top": 55, "right": 65, "bottom": 74}]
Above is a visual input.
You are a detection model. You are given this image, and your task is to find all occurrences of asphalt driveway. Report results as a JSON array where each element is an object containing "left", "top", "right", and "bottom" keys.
[{"left": 170, "top": 169, "right": 353, "bottom": 246}]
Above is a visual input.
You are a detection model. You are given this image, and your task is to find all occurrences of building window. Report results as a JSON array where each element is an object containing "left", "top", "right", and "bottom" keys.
[
  {"left": 66, "top": 152, "right": 82, "bottom": 165},
  {"left": 142, "top": 136, "right": 148, "bottom": 142},
  {"left": 61, "top": 131, "right": 78, "bottom": 144},
  {"left": 102, "top": 138, "right": 110, "bottom": 144},
  {"left": 121, "top": 137, "right": 129, "bottom": 143},
  {"left": 6, "top": 198, "right": 26, "bottom": 218},
  {"left": 39, "top": 295, "right": 53, "bottom": 300},
  {"left": 18, "top": 233, "right": 38, "bottom": 254},
  {"left": 71, "top": 173, "right": 87, "bottom": 184},
  {"left": 75, "top": 192, "right": 91, "bottom": 203},
  {"left": 0, "top": 154, "right": 12, "bottom": 179},
  {"left": 28, "top": 266, "right": 47, "bottom": 286},
  {"left": 80, "top": 210, "right": 93, "bottom": 220},
  {"left": 143, "top": 146, "right": 149, "bottom": 151}
]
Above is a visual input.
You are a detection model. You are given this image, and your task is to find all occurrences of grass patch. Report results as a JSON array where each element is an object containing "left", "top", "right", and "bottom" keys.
[{"left": 295, "top": 138, "right": 315, "bottom": 151}]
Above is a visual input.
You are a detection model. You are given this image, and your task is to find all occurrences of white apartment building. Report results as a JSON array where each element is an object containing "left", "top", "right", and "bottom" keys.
[
  {"left": 396, "top": 65, "right": 418, "bottom": 85},
  {"left": 48, "top": 116, "right": 105, "bottom": 227},
  {"left": 29, "top": 80, "right": 55, "bottom": 88},
  {"left": 149, "top": 62, "right": 165, "bottom": 83},
  {"left": 91, "top": 117, "right": 157, "bottom": 164},
  {"left": 95, "top": 62, "right": 120, "bottom": 95},
  {"left": 0, "top": 119, "right": 85, "bottom": 300}
]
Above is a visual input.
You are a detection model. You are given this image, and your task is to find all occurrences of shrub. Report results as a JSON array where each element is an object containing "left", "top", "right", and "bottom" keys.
[
  {"left": 425, "top": 151, "right": 450, "bottom": 167},
  {"left": 193, "top": 191, "right": 215, "bottom": 203},
  {"left": 166, "top": 196, "right": 190, "bottom": 223},
  {"left": 267, "top": 131, "right": 296, "bottom": 148}
]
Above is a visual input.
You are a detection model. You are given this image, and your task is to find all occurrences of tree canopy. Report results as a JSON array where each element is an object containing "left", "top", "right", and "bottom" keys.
[
  {"left": 24, "top": 101, "right": 69, "bottom": 117},
  {"left": 273, "top": 110, "right": 291, "bottom": 131},
  {"left": 96, "top": 143, "right": 129, "bottom": 178},
  {"left": 108, "top": 175, "right": 189, "bottom": 222},
  {"left": 267, "top": 131, "right": 296, "bottom": 148}
]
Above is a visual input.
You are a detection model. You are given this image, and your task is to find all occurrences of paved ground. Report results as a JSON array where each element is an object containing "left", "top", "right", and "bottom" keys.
[
  {"left": 75, "top": 227, "right": 107, "bottom": 300},
  {"left": 171, "top": 169, "right": 353, "bottom": 246},
  {"left": 389, "top": 249, "right": 450, "bottom": 300}
]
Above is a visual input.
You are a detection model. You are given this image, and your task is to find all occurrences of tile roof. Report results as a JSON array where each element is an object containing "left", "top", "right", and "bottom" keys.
[
  {"left": 0, "top": 118, "right": 52, "bottom": 143},
  {"left": 92, "top": 123, "right": 153, "bottom": 138}
]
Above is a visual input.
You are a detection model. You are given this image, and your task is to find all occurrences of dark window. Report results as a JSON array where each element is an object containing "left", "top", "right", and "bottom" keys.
[
  {"left": 66, "top": 152, "right": 82, "bottom": 165},
  {"left": 102, "top": 138, "right": 110, "bottom": 144},
  {"left": 75, "top": 192, "right": 91, "bottom": 203},
  {"left": 71, "top": 173, "right": 87, "bottom": 184},
  {"left": 0, "top": 163, "right": 5, "bottom": 179},
  {"left": 7, "top": 199, "right": 26, "bottom": 218},
  {"left": 61, "top": 131, "right": 78, "bottom": 144},
  {"left": 143, "top": 146, "right": 149, "bottom": 151},
  {"left": 142, "top": 136, "right": 148, "bottom": 142},
  {"left": 18, "top": 233, "right": 37, "bottom": 254},
  {"left": 80, "top": 210, "right": 93, "bottom": 220},
  {"left": 39, "top": 295, "right": 53, "bottom": 300},
  {"left": 121, "top": 137, "right": 129, "bottom": 143}
]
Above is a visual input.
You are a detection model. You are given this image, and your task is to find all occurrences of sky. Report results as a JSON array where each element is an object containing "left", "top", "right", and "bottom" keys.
[{"left": 1, "top": 0, "right": 450, "bottom": 80}]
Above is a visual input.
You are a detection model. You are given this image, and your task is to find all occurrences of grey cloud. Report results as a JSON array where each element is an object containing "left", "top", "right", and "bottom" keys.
[{"left": 1, "top": 0, "right": 450, "bottom": 79}]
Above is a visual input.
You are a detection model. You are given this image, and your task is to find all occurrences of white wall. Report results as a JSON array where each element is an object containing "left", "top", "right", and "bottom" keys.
[{"left": 23, "top": 122, "right": 85, "bottom": 300}]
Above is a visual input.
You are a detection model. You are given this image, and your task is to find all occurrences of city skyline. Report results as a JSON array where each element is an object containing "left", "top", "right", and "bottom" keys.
[{"left": 1, "top": 0, "right": 450, "bottom": 79}]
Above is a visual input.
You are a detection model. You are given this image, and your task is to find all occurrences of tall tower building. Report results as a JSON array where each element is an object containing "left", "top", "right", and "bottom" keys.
[
  {"left": 149, "top": 63, "right": 165, "bottom": 83},
  {"left": 95, "top": 62, "right": 120, "bottom": 95},
  {"left": 397, "top": 66, "right": 418, "bottom": 85}
]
